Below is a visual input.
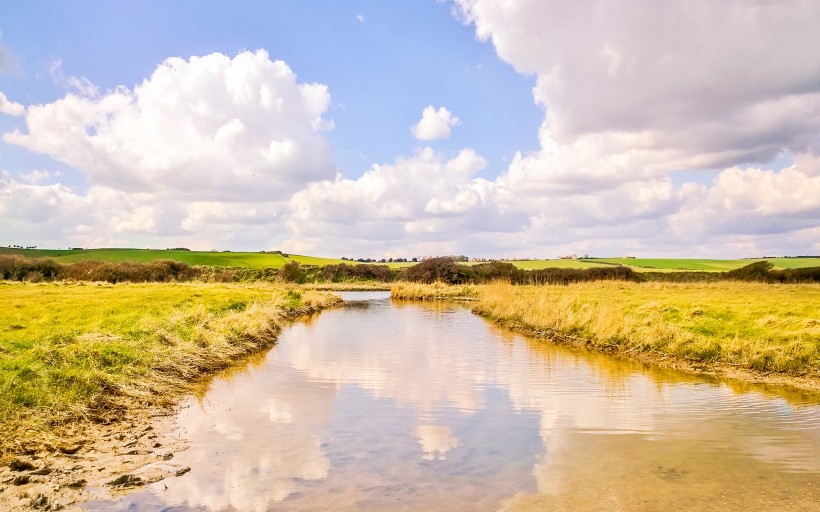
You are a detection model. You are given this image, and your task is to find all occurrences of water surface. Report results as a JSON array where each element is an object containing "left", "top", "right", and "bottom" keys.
[{"left": 95, "top": 292, "right": 820, "bottom": 511}]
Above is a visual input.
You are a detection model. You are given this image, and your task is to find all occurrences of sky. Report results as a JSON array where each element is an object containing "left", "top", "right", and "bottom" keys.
[{"left": 1, "top": 0, "right": 819, "bottom": 259}]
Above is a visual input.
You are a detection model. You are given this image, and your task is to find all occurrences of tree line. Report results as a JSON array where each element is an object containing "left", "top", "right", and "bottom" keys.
[{"left": 1, "top": 255, "right": 818, "bottom": 285}]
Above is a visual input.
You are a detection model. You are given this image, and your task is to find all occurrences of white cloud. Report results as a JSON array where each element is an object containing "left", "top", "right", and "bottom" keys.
[
  {"left": 0, "top": 91, "right": 24, "bottom": 116},
  {"left": 454, "top": 0, "right": 820, "bottom": 175},
  {"left": 356, "top": 13, "right": 365, "bottom": 23},
  {"left": 431, "top": 0, "right": 820, "bottom": 257},
  {"left": 17, "top": 169, "right": 62, "bottom": 184},
  {"left": 5, "top": 50, "right": 336, "bottom": 201},
  {"left": 282, "top": 147, "right": 522, "bottom": 256},
  {"left": 0, "top": 50, "right": 339, "bottom": 251},
  {"left": 3, "top": 6, "right": 820, "bottom": 258},
  {"left": 48, "top": 59, "right": 99, "bottom": 98},
  {"left": 411, "top": 105, "right": 460, "bottom": 141}
]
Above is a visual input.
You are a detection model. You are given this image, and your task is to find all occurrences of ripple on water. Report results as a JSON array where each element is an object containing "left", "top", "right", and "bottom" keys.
[{"left": 87, "top": 292, "right": 820, "bottom": 511}]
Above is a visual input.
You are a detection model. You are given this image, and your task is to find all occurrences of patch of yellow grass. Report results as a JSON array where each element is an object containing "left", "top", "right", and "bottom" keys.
[{"left": 391, "top": 281, "right": 481, "bottom": 300}]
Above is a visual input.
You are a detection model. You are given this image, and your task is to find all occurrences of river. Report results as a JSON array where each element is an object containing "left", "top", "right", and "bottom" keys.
[{"left": 89, "top": 291, "right": 820, "bottom": 511}]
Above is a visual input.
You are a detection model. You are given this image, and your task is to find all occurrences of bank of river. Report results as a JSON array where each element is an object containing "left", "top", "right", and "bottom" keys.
[
  {"left": 85, "top": 291, "right": 819, "bottom": 511},
  {"left": 0, "top": 283, "right": 340, "bottom": 511}
]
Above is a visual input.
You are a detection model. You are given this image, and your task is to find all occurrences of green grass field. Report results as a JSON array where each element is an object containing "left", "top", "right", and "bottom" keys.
[
  {"left": 0, "top": 248, "right": 347, "bottom": 269},
  {"left": 288, "top": 254, "right": 347, "bottom": 266},
  {"left": 2, "top": 248, "right": 818, "bottom": 273},
  {"left": 583, "top": 257, "right": 820, "bottom": 271},
  {"left": 510, "top": 259, "right": 611, "bottom": 270},
  {"left": 0, "top": 281, "right": 340, "bottom": 459}
]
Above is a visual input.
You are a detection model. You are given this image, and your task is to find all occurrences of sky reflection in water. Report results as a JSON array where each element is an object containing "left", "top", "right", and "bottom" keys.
[{"left": 98, "top": 292, "right": 820, "bottom": 511}]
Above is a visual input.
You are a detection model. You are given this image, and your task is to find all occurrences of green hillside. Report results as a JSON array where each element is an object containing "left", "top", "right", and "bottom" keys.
[
  {"left": 2, "top": 248, "right": 817, "bottom": 272},
  {"left": 0, "top": 248, "right": 300, "bottom": 269},
  {"left": 509, "top": 259, "right": 611, "bottom": 270},
  {"left": 583, "top": 258, "right": 820, "bottom": 272}
]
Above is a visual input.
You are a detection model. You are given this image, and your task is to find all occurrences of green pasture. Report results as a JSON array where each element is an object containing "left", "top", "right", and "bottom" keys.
[
  {"left": 2, "top": 248, "right": 817, "bottom": 273},
  {"left": 585, "top": 258, "right": 820, "bottom": 271},
  {"left": 510, "top": 259, "right": 611, "bottom": 270},
  {"left": 0, "top": 248, "right": 318, "bottom": 269}
]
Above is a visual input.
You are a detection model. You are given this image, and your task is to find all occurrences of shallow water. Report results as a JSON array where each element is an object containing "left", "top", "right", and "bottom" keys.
[{"left": 91, "top": 292, "right": 820, "bottom": 511}]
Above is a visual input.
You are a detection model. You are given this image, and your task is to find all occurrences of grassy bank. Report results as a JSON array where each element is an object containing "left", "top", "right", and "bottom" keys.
[
  {"left": 391, "top": 281, "right": 481, "bottom": 300},
  {"left": 0, "top": 282, "right": 340, "bottom": 461},
  {"left": 391, "top": 281, "right": 820, "bottom": 378}
]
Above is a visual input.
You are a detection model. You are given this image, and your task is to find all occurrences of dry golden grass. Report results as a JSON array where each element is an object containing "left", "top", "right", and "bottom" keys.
[
  {"left": 394, "top": 281, "right": 820, "bottom": 376},
  {"left": 391, "top": 281, "right": 481, "bottom": 300}
]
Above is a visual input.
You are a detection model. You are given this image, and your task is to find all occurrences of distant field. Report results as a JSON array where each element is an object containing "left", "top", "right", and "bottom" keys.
[
  {"left": 289, "top": 254, "right": 348, "bottom": 266},
  {"left": 762, "top": 258, "right": 820, "bottom": 269},
  {"left": 586, "top": 258, "right": 820, "bottom": 271},
  {"left": 510, "top": 260, "right": 611, "bottom": 270},
  {"left": 0, "top": 248, "right": 334, "bottom": 269},
  {"left": 2, "top": 248, "right": 818, "bottom": 272}
]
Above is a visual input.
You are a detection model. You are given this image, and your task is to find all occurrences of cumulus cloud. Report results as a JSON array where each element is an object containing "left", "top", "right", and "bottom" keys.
[
  {"left": 282, "top": 147, "right": 526, "bottom": 256},
  {"left": 5, "top": 50, "right": 336, "bottom": 201},
  {"left": 1, "top": 50, "right": 339, "bottom": 250},
  {"left": 432, "top": 0, "right": 820, "bottom": 256},
  {"left": 455, "top": 1, "right": 820, "bottom": 154},
  {"left": 454, "top": 1, "right": 820, "bottom": 176},
  {"left": 0, "top": 91, "right": 24, "bottom": 116},
  {"left": 411, "top": 106, "right": 460, "bottom": 140},
  {"left": 4, "top": 5, "right": 820, "bottom": 258}
]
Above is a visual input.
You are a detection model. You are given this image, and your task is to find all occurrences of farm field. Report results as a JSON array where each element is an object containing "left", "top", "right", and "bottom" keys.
[
  {"left": 2, "top": 247, "right": 819, "bottom": 274},
  {"left": 585, "top": 257, "right": 820, "bottom": 271},
  {"left": 510, "top": 259, "right": 611, "bottom": 270},
  {"left": 0, "top": 247, "right": 336, "bottom": 269}
]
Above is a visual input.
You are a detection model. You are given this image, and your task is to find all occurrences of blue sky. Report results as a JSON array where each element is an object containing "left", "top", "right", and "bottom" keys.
[
  {"left": 0, "top": 1, "right": 539, "bottom": 186},
  {"left": 1, "top": 1, "right": 819, "bottom": 258}
]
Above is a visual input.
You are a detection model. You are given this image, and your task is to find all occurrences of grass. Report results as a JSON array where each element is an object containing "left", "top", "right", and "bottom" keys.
[
  {"left": 392, "top": 281, "right": 820, "bottom": 377},
  {"left": 288, "top": 254, "right": 348, "bottom": 266},
  {"left": 391, "top": 282, "right": 481, "bottom": 300},
  {"left": 0, "top": 247, "right": 348, "bottom": 269},
  {"left": 585, "top": 257, "right": 820, "bottom": 271},
  {"left": 761, "top": 257, "right": 820, "bottom": 269},
  {"left": 4, "top": 248, "right": 817, "bottom": 273},
  {"left": 0, "top": 281, "right": 341, "bottom": 460},
  {"left": 508, "top": 260, "right": 611, "bottom": 270}
]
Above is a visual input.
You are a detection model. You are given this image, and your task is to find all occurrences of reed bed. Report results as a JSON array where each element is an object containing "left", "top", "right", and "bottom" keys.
[
  {"left": 393, "top": 281, "right": 820, "bottom": 376},
  {"left": 391, "top": 281, "right": 481, "bottom": 300},
  {"left": 0, "top": 282, "right": 341, "bottom": 461}
]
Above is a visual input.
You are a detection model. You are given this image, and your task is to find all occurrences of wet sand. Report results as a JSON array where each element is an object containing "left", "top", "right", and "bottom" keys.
[{"left": 0, "top": 406, "right": 188, "bottom": 511}]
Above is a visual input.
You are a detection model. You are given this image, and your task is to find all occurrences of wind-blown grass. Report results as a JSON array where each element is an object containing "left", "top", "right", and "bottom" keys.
[
  {"left": 0, "top": 282, "right": 341, "bottom": 460},
  {"left": 393, "top": 281, "right": 820, "bottom": 377}
]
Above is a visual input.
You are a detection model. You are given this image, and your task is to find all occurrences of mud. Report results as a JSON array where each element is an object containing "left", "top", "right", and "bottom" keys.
[{"left": 0, "top": 407, "right": 188, "bottom": 511}]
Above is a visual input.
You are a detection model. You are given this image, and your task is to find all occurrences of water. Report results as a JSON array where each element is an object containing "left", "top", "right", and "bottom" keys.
[{"left": 92, "top": 292, "right": 820, "bottom": 511}]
